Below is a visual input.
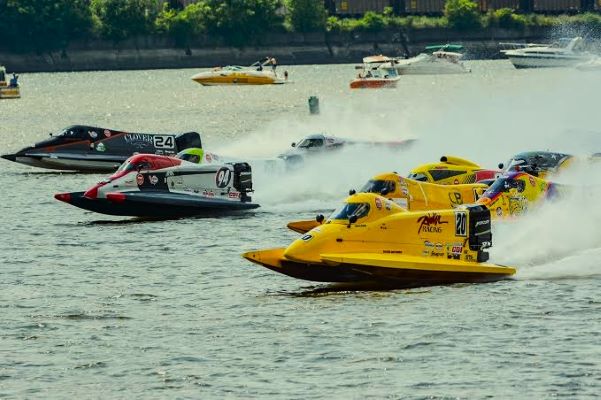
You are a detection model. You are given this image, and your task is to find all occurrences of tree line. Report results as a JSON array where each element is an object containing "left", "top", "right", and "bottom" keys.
[{"left": 1, "top": 0, "right": 599, "bottom": 52}]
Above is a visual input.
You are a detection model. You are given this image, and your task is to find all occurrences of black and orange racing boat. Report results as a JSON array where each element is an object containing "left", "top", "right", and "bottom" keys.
[{"left": 2, "top": 125, "right": 202, "bottom": 172}]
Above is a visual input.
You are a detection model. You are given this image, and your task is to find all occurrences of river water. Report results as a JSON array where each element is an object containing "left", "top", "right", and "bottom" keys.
[{"left": 1, "top": 62, "right": 600, "bottom": 398}]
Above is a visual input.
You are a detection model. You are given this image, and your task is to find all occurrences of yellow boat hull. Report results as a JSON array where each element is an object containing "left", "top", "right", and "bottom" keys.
[
  {"left": 0, "top": 86, "right": 20, "bottom": 99},
  {"left": 243, "top": 248, "right": 515, "bottom": 287},
  {"left": 192, "top": 71, "right": 284, "bottom": 86}
]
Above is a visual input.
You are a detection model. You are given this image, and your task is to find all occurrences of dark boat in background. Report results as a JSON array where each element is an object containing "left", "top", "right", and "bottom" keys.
[{"left": 1, "top": 125, "right": 202, "bottom": 172}]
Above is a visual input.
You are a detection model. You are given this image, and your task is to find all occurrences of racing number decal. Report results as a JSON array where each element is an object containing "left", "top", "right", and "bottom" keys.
[
  {"left": 455, "top": 211, "right": 467, "bottom": 237},
  {"left": 153, "top": 135, "right": 175, "bottom": 149},
  {"left": 215, "top": 167, "right": 232, "bottom": 188}
]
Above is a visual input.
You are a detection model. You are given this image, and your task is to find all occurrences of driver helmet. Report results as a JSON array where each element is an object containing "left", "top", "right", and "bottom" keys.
[{"left": 177, "top": 148, "right": 204, "bottom": 164}]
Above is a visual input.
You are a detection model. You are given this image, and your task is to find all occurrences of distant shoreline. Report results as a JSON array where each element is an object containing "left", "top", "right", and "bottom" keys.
[{"left": 0, "top": 27, "right": 565, "bottom": 73}]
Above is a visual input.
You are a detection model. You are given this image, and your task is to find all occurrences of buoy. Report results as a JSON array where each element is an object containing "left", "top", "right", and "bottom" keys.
[{"left": 308, "top": 96, "right": 319, "bottom": 115}]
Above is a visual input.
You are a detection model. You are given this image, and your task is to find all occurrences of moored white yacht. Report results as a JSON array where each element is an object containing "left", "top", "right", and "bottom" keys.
[
  {"left": 393, "top": 45, "right": 470, "bottom": 75},
  {"left": 503, "top": 37, "right": 593, "bottom": 69}
]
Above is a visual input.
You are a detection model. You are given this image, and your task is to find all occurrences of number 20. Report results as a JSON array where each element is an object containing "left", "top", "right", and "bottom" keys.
[{"left": 455, "top": 211, "right": 467, "bottom": 237}]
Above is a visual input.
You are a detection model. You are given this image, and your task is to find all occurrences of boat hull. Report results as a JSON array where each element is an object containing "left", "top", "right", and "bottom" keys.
[
  {"left": 507, "top": 54, "right": 592, "bottom": 69},
  {"left": 350, "top": 78, "right": 398, "bottom": 89},
  {"left": 243, "top": 249, "right": 515, "bottom": 288},
  {"left": 56, "top": 191, "right": 260, "bottom": 217},
  {"left": 2, "top": 154, "right": 125, "bottom": 171},
  {"left": 192, "top": 71, "right": 284, "bottom": 86},
  {"left": 0, "top": 86, "right": 20, "bottom": 99}
]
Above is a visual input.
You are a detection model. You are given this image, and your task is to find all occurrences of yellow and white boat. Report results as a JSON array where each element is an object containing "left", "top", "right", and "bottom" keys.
[
  {"left": 191, "top": 59, "right": 286, "bottom": 86},
  {"left": 243, "top": 193, "right": 515, "bottom": 288},
  {"left": 0, "top": 66, "right": 20, "bottom": 99}
]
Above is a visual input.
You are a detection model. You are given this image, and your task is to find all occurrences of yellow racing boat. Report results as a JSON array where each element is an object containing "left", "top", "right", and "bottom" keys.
[{"left": 244, "top": 193, "right": 515, "bottom": 287}]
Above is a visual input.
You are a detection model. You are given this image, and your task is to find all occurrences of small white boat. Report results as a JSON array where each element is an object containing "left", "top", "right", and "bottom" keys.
[
  {"left": 503, "top": 37, "right": 593, "bottom": 69},
  {"left": 393, "top": 45, "right": 470, "bottom": 75},
  {"left": 350, "top": 57, "right": 400, "bottom": 89}
]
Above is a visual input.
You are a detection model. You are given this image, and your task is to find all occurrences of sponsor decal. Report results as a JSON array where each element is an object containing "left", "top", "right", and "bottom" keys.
[
  {"left": 103, "top": 129, "right": 112, "bottom": 137},
  {"left": 424, "top": 241, "right": 434, "bottom": 248},
  {"left": 475, "top": 219, "right": 490, "bottom": 228},
  {"left": 383, "top": 250, "right": 402, "bottom": 254},
  {"left": 228, "top": 192, "right": 240, "bottom": 199},
  {"left": 202, "top": 190, "right": 215, "bottom": 197},
  {"left": 375, "top": 197, "right": 382, "bottom": 210},
  {"left": 136, "top": 174, "right": 144, "bottom": 186},
  {"left": 431, "top": 251, "right": 444, "bottom": 257},
  {"left": 385, "top": 200, "right": 392, "bottom": 211},
  {"left": 215, "top": 167, "right": 232, "bottom": 188},
  {"left": 96, "top": 143, "right": 106, "bottom": 152},
  {"left": 496, "top": 207, "right": 503, "bottom": 216},
  {"left": 454, "top": 179, "right": 459, "bottom": 184},
  {"left": 449, "top": 192, "right": 463, "bottom": 206},
  {"left": 529, "top": 176, "right": 535, "bottom": 187},
  {"left": 206, "top": 153, "right": 212, "bottom": 163},
  {"left": 455, "top": 211, "right": 467, "bottom": 237},
  {"left": 449, "top": 243, "right": 463, "bottom": 254},
  {"left": 435, "top": 243, "right": 443, "bottom": 251},
  {"left": 301, "top": 234, "right": 312, "bottom": 241},
  {"left": 124, "top": 134, "right": 154, "bottom": 149},
  {"left": 417, "top": 213, "right": 448, "bottom": 234},
  {"left": 149, "top": 175, "right": 159, "bottom": 185},
  {"left": 88, "top": 130, "right": 98, "bottom": 139}
]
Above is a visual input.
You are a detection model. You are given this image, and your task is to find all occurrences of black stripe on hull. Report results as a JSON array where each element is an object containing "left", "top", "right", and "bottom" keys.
[
  {"left": 264, "top": 260, "right": 512, "bottom": 289},
  {"left": 64, "top": 191, "right": 259, "bottom": 217}
]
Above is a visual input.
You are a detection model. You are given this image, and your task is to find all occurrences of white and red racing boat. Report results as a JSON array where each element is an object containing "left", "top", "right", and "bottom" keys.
[{"left": 54, "top": 152, "right": 259, "bottom": 217}]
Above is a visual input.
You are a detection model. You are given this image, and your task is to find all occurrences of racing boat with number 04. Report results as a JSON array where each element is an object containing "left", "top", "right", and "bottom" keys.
[{"left": 54, "top": 152, "right": 259, "bottom": 217}]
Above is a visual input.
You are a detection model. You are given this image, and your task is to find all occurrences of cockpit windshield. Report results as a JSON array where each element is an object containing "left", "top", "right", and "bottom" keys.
[
  {"left": 56, "top": 127, "right": 85, "bottom": 138},
  {"left": 329, "top": 202, "right": 370, "bottom": 220},
  {"left": 297, "top": 138, "right": 324, "bottom": 148},
  {"left": 116, "top": 159, "right": 150, "bottom": 173},
  {"left": 484, "top": 177, "right": 525, "bottom": 196},
  {"left": 407, "top": 172, "right": 428, "bottom": 182},
  {"left": 361, "top": 179, "right": 396, "bottom": 195}
]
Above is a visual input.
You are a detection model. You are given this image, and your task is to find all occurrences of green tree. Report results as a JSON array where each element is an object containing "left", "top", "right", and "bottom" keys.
[
  {"left": 444, "top": 0, "right": 481, "bottom": 31},
  {"left": 205, "top": 0, "right": 283, "bottom": 45},
  {"left": 91, "top": 0, "right": 160, "bottom": 40},
  {"left": 156, "top": 1, "right": 211, "bottom": 45},
  {"left": 286, "top": 0, "right": 327, "bottom": 32},
  {"left": 0, "top": 0, "right": 93, "bottom": 51}
]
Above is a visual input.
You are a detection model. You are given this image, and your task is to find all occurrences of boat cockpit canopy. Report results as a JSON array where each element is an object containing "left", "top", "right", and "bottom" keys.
[{"left": 329, "top": 202, "right": 370, "bottom": 221}]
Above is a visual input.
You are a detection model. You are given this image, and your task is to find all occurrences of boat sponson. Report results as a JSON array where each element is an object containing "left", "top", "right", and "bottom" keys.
[
  {"left": 243, "top": 249, "right": 515, "bottom": 287},
  {"left": 57, "top": 191, "right": 259, "bottom": 217},
  {"left": 286, "top": 219, "right": 320, "bottom": 234}
]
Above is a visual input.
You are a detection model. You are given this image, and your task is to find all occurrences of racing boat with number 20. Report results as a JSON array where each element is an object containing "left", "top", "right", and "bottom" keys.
[{"left": 244, "top": 193, "right": 515, "bottom": 288}]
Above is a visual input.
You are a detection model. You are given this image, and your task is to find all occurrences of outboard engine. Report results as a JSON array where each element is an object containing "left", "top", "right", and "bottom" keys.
[
  {"left": 466, "top": 205, "right": 492, "bottom": 262},
  {"left": 175, "top": 132, "right": 202, "bottom": 151},
  {"left": 233, "top": 162, "right": 253, "bottom": 202}
]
